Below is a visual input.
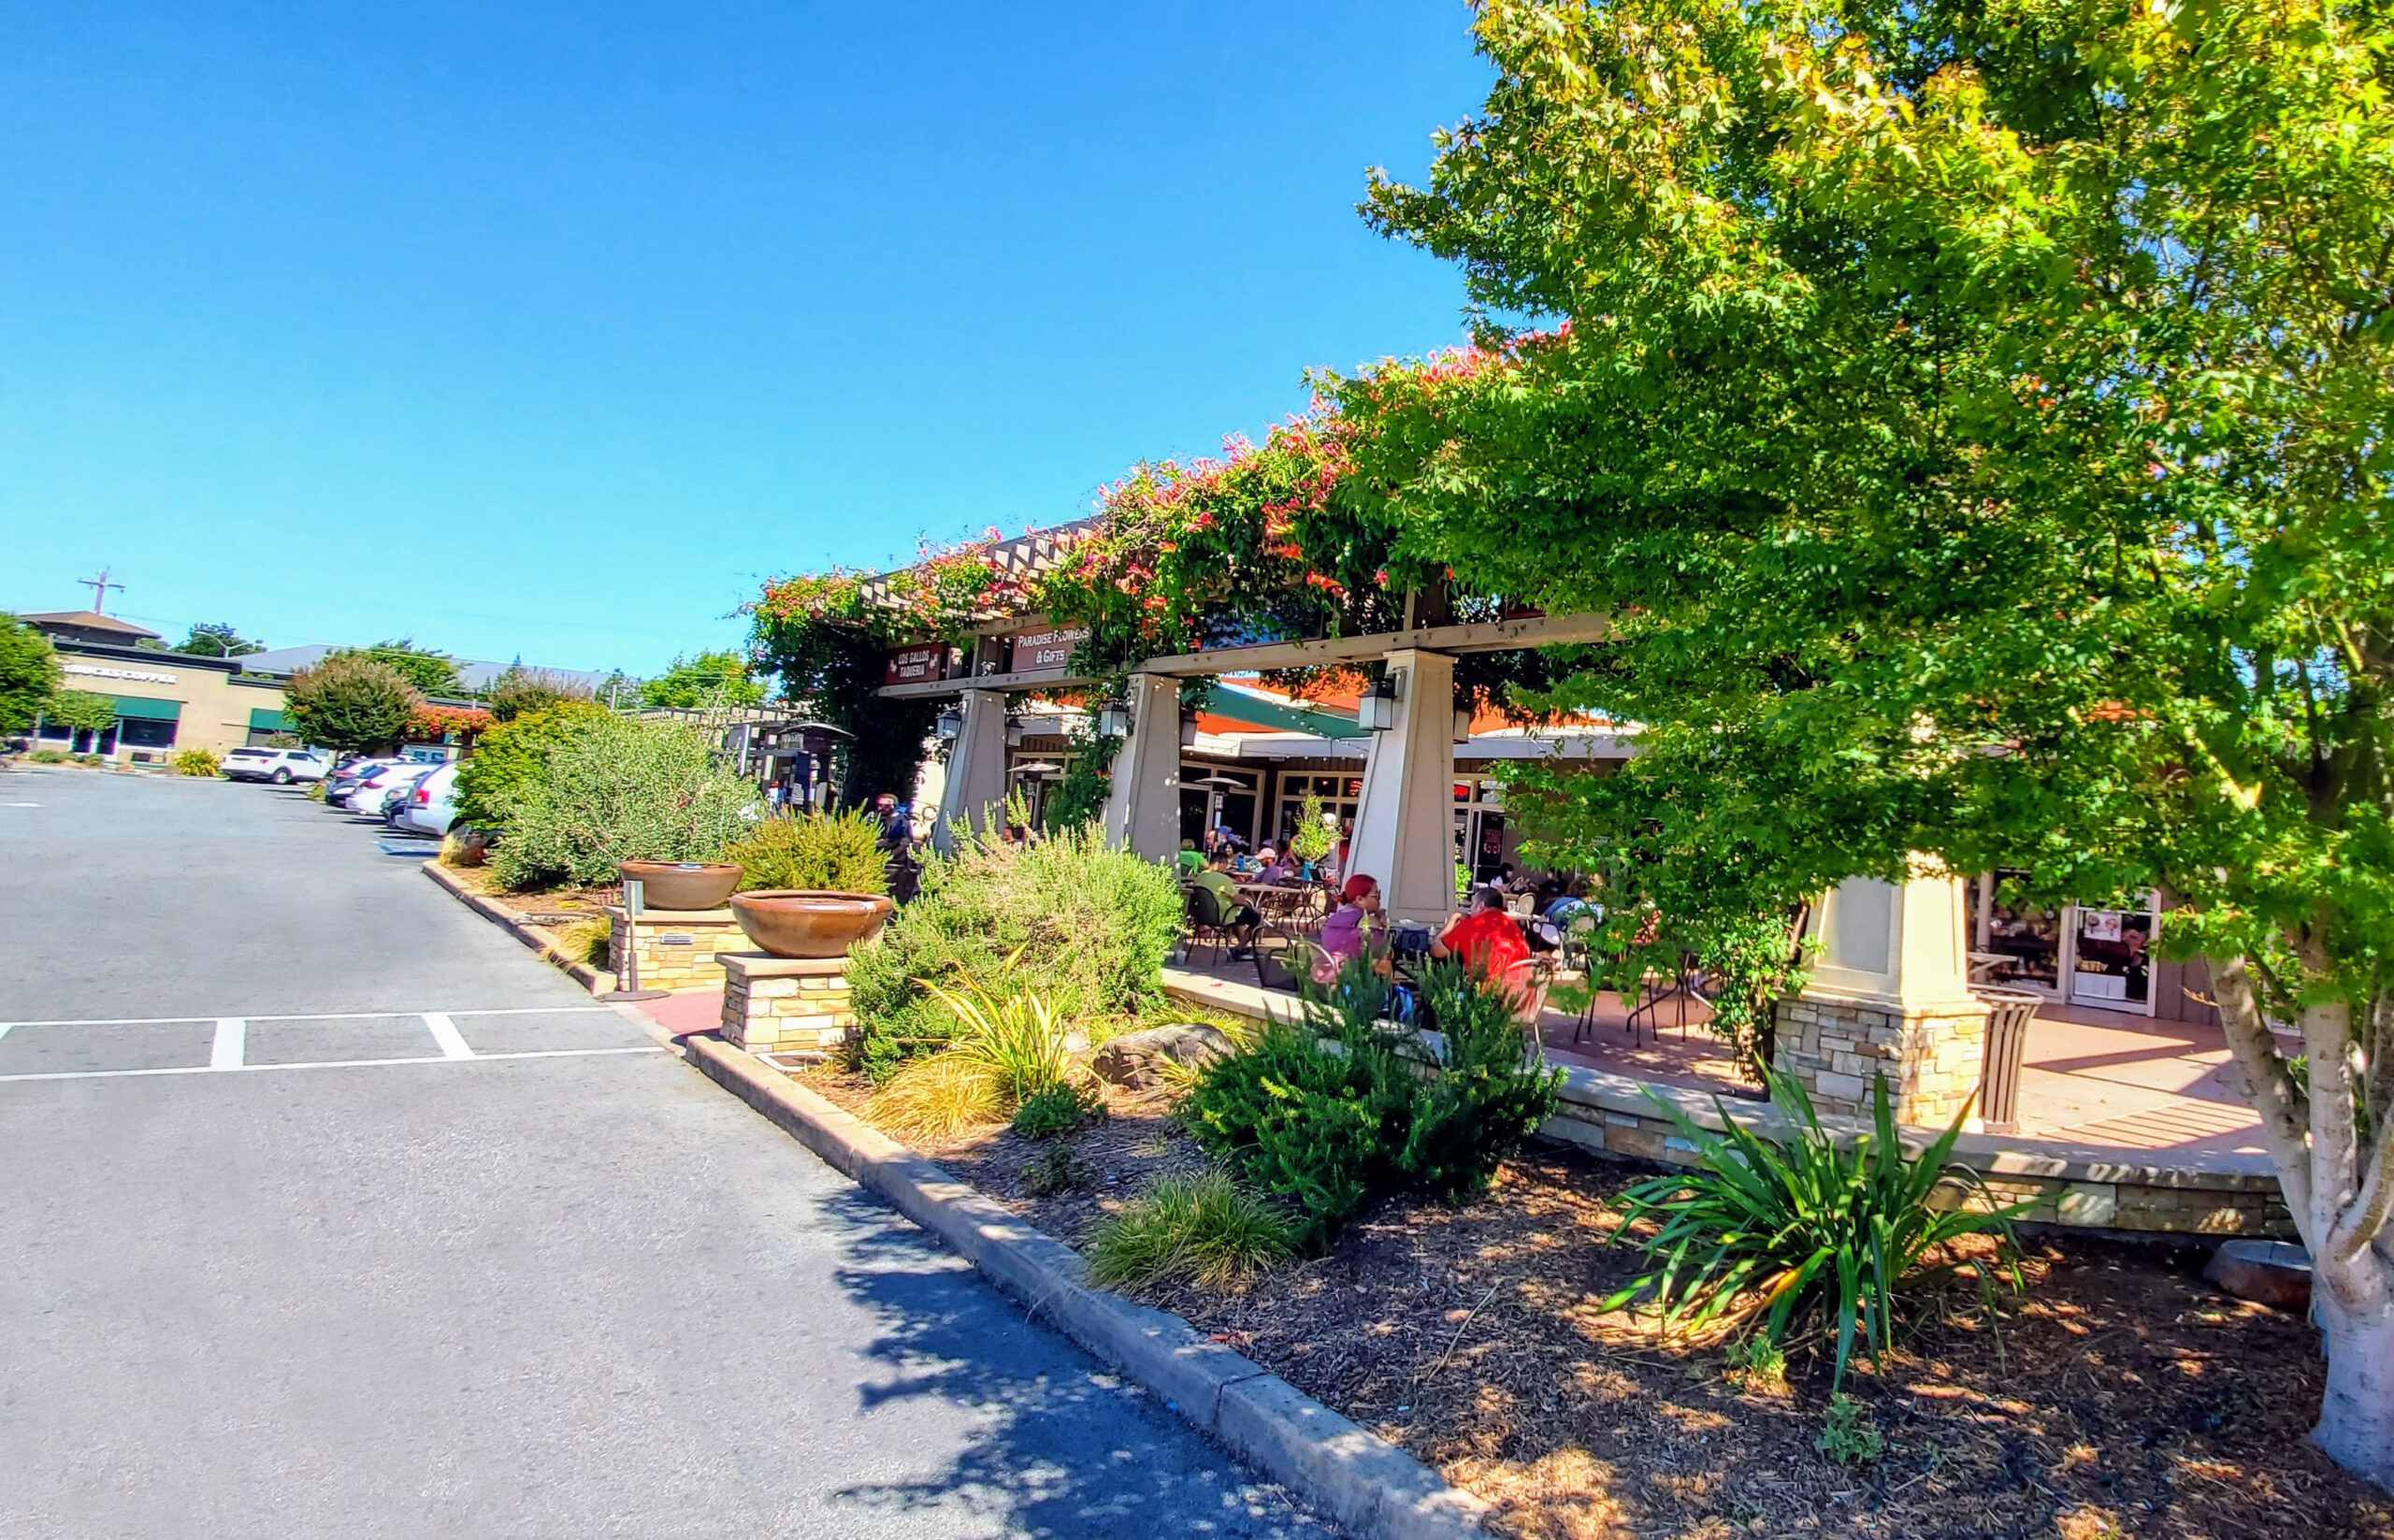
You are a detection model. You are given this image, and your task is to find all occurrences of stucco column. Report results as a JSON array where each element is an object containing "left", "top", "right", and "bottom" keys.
[
  {"left": 933, "top": 689, "right": 1009, "bottom": 851},
  {"left": 1346, "top": 648, "right": 1457, "bottom": 927},
  {"left": 1772, "top": 860, "right": 1993, "bottom": 1127},
  {"left": 1100, "top": 671, "right": 1183, "bottom": 861}
]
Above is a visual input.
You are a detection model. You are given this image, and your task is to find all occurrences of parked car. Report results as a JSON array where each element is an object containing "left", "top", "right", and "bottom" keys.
[
  {"left": 324, "top": 756, "right": 403, "bottom": 807},
  {"left": 223, "top": 747, "right": 330, "bottom": 784},
  {"left": 394, "top": 762, "right": 463, "bottom": 839},
  {"left": 382, "top": 768, "right": 437, "bottom": 829},
  {"left": 346, "top": 764, "right": 423, "bottom": 817}
]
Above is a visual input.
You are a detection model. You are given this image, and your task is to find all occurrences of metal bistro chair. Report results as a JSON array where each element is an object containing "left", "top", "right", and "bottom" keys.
[
  {"left": 1252, "top": 920, "right": 1321, "bottom": 994},
  {"left": 1183, "top": 884, "right": 1241, "bottom": 967}
]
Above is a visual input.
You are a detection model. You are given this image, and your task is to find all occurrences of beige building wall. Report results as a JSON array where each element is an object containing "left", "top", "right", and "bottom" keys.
[{"left": 49, "top": 645, "right": 290, "bottom": 758}]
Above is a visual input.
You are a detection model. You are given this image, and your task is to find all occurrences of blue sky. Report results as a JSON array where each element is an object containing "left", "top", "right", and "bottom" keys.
[{"left": 0, "top": 3, "right": 1490, "bottom": 677}]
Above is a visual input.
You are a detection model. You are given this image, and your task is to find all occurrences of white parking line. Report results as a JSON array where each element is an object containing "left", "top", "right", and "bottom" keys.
[
  {"left": 209, "top": 1018, "right": 245, "bottom": 1071},
  {"left": 0, "top": 1045, "right": 664, "bottom": 1086},
  {"left": 422, "top": 1013, "right": 474, "bottom": 1060},
  {"left": 0, "top": 1006, "right": 618, "bottom": 1029}
]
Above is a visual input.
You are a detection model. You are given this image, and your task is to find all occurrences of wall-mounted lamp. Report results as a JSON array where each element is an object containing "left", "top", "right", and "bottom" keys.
[
  {"left": 1358, "top": 669, "right": 1406, "bottom": 733},
  {"left": 1452, "top": 706, "right": 1475, "bottom": 744},
  {"left": 934, "top": 708, "right": 963, "bottom": 741},
  {"left": 1179, "top": 713, "right": 1200, "bottom": 749},
  {"left": 1097, "top": 702, "right": 1133, "bottom": 738}
]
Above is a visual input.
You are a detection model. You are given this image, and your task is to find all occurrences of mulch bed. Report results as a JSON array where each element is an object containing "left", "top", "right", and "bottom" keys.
[{"left": 796, "top": 1069, "right": 2394, "bottom": 1540}]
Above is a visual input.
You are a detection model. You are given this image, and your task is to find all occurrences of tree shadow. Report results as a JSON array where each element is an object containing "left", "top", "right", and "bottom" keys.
[{"left": 813, "top": 1185, "right": 1341, "bottom": 1539}]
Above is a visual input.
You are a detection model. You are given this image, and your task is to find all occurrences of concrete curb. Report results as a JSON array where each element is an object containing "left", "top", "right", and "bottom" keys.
[
  {"left": 685, "top": 1033, "right": 1491, "bottom": 1540},
  {"left": 422, "top": 860, "right": 611, "bottom": 994}
]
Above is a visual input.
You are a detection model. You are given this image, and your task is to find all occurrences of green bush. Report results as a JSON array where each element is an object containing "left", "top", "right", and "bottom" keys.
[
  {"left": 1011, "top": 1081, "right": 1104, "bottom": 1141},
  {"left": 452, "top": 700, "right": 609, "bottom": 831},
  {"left": 1604, "top": 1072, "right": 2026, "bottom": 1389},
  {"left": 1183, "top": 957, "right": 1561, "bottom": 1251},
  {"left": 27, "top": 748, "right": 68, "bottom": 764},
  {"left": 169, "top": 747, "right": 223, "bottom": 777},
  {"left": 1086, "top": 1171, "right": 1298, "bottom": 1291},
  {"left": 1817, "top": 1393, "right": 1885, "bottom": 1465},
  {"left": 488, "top": 713, "right": 760, "bottom": 890},
  {"left": 846, "top": 824, "right": 1184, "bottom": 1080},
  {"left": 724, "top": 809, "right": 887, "bottom": 894}
]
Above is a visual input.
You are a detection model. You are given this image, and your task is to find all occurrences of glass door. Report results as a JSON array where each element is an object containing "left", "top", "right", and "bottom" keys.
[
  {"left": 2066, "top": 900, "right": 2157, "bottom": 1015},
  {"left": 1977, "top": 871, "right": 2066, "bottom": 998}
]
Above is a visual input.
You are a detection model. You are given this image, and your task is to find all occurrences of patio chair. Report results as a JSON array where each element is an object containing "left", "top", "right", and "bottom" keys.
[
  {"left": 1252, "top": 921, "right": 1319, "bottom": 994},
  {"left": 1183, "top": 884, "right": 1239, "bottom": 967}
]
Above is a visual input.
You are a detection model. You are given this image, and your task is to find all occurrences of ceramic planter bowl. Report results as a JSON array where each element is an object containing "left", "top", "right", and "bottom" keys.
[
  {"left": 728, "top": 890, "right": 895, "bottom": 958},
  {"left": 619, "top": 860, "right": 743, "bottom": 913}
]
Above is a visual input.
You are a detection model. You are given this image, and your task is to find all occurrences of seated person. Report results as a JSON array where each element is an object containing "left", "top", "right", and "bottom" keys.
[
  {"left": 1255, "top": 845, "right": 1300, "bottom": 885},
  {"left": 1190, "top": 852, "right": 1262, "bottom": 959},
  {"left": 1176, "top": 838, "right": 1206, "bottom": 877},
  {"left": 1317, "top": 874, "right": 1388, "bottom": 981},
  {"left": 1433, "top": 884, "right": 1535, "bottom": 992}
]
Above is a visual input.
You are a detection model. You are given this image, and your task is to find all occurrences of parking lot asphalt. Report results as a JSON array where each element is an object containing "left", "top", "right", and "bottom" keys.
[{"left": 0, "top": 768, "right": 1335, "bottom": 1540}]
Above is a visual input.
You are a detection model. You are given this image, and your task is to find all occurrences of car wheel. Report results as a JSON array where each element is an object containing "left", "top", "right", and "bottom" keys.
[{"left": 271, "top": 768, "right": 292, "bottom": 784}]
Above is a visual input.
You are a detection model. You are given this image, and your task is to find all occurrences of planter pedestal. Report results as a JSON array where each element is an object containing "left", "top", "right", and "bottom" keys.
[
  {"left": 606, "top": 905, "right": 743, "bottom": 993},
  {"left": 720, "top": 952, "right": 858, "bottom": 1055}
]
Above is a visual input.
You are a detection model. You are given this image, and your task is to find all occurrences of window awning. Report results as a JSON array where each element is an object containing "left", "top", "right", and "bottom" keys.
[
  {"left": 112, "top": 696, "right": 182, "bottom": 722},
  {"left": 248, "top": 707, "right": 290, "bottom": 730}
]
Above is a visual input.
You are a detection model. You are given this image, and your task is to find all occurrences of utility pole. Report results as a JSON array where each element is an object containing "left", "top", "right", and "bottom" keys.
[{"left": 79, "top": 569, "right": 124, "bottom": 613}]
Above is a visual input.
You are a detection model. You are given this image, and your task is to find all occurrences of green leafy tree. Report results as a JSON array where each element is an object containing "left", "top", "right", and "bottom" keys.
[
  {"left": 333, "top": 639, "right": 459, "bottom": 696},
  {"left": 639, "top": 650, "right": 765, "bottom": 711},
  {"left": 0, "top": 616, "right": 61, "bottom": 734},
  {"left": 285, "top": 655, "right": 423, "bottom": 755},
  {"left": 481, "top": 665, "right": 593, "bottom": 723},
  {"left": 1339, "top": 0, "right": 2394, "bottom": 1483},
  {"left": 40, "top": 689, "right": 120, "bottom": 736},
  {"left": 173, "top": 623, "right": 263, "bottom": 658}
]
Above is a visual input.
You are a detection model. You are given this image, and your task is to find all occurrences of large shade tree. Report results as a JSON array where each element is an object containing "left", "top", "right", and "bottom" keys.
[
  {"left": 0, "top": 616, "right": 61, "bottom": 734},
  {"left": 286, "top": 655, "right": 424, "bottom": 755},
  {"left": 1338, "top": 0, "right": 2394, "bottom": 1485}
]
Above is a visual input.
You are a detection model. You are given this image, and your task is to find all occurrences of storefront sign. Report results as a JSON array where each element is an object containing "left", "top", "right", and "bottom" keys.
[
  {"left": 884, "top": 644, "right": 949, "bottom": 686},
  {"left": 64, "top": 663, "right": 177, "bottom": 685},
  {"left": 1008, "top": 625, "right": 1089, "bottom": 674}
]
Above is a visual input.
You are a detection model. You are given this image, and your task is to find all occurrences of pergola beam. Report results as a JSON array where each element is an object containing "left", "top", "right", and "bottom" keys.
[{"left": 873, "top": 612, "right": 1610, "bottom": 699}]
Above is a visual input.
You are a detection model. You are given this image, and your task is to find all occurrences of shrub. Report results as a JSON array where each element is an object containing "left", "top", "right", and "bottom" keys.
[
  {"left": 1604, "top": 1072, "right": 2026, "bottom": 1389},
  {"left": 847, "top": 824, "right": 1183, "bottom": 1079},
  {"left": 1086, "top": 1171, "right": 1298, "bottom": 1291},
  {"left": 927, "top": 978, "right": 1072, "bottom": 1105},
  {"left": 1021, "top": 1143, "right": 1093, "bottom": 1196},
  {"left": 1183, "top": 957, "right": 1560, "bottom": 1251},
  {"left": 27, "top": 748, "right": 67, "bottom": 764},
  {"left": 1012, "top": 1081, "right": 1104, "bottom": 1141},
  {"left": 724, "top": 809, "right": 887, "bottom": 894},
  {"left": 169, "top": 748, "right": 223, "bottom": 778},
  {"left": 554, "top": 915, "right": 611, "bottom": 968},
  {"left": 483, "top": 666, "right": 592, "bottom": 722},
  {"left": 487, "top": 714, "right": 760, "bottom": 890},
  {"left": 452, "top": 700, "right": 609, "bottom": 831}
]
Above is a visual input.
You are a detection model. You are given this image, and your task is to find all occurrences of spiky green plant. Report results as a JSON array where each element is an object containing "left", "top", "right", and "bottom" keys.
[
  {"left": 1605, "top": 1072, "right": 2026, "bottom": 1389},
  {"left": 921, "top": 976, "right": 1072, "bottom": 1106},
  {"left": 1086, "top": 1171, "right": 1298, "bottom": 1291}
]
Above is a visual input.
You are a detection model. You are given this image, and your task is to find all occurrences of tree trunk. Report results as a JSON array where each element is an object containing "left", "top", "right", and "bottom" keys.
[{"left": 2315, "top": 1289, "right": 2394, "bottom": 1492}]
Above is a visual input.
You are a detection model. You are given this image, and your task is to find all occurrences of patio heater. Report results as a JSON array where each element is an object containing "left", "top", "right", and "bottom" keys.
[{"left": 1189, "top": 772, "right": 1249, "bottom": 847}]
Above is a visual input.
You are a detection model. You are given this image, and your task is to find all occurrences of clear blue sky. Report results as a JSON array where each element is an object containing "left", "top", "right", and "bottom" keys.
[{"left": 0, "top": 3, "right": 1490, "bottom": 677}]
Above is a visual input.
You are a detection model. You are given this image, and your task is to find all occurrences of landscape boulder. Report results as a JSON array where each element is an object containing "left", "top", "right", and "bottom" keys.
[
  {"left": 1089, "top": 1023, "right": 1238, "bottom": 1091},
  {"left": 2203, "top": 1239, "right": 2313, "bottom": 1313}
]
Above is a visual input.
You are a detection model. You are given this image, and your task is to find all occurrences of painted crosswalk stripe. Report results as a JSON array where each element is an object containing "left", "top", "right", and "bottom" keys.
[
  {"left": 422, "top": 1013, "right": 474, "bottom": 1060},
  {"left": 0, "top": 1045, "right": 663, "bottom": 1086},
  {"left": 209, "top": 1017, "right": 245, "bottom": 1071}
]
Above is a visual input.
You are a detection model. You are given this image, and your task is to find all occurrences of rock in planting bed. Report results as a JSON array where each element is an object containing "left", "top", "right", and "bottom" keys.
[{"left": 797, "top": 1067, "right": 2393, "bottom": 1540}]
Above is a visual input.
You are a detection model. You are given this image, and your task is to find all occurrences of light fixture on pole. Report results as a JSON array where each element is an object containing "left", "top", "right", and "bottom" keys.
[
  {"left": 935, "top": 708, "right": 963, "bottom": 741},
  {"left": 1098, "top": 700, "right": 1132, "bottom": 739},
  {"left": 1358, "top": 669, "right": 1406, "bottom": 733}
]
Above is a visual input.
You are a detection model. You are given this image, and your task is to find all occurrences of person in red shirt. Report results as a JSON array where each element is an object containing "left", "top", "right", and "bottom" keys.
[{"left": 1433, "top": 885, "right": 1533, "bottom": 984}]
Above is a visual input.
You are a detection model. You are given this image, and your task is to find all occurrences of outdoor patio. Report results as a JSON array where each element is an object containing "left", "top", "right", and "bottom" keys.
[{"left": 1169, "top": 952, "right": 2271, "bottom": 1158}]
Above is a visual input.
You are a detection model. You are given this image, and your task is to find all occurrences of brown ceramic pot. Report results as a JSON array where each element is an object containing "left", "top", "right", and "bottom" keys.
[
  {"left": 619, "top": 860, "right": 743, "bottom": 913},
  {"left": 728, "top": 889, "right": 895, "bottom": 958}
]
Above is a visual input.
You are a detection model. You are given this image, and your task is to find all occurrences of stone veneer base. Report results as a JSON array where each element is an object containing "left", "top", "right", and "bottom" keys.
[{"left": 719, "top": 952, "right": 858, "bottom": 1055}]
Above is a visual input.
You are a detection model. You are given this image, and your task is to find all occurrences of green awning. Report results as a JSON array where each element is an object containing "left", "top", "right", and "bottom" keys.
[
  {"left": 112, "top": 696, "right": 182, "bottom": 722},
  {"left": 248, "top": 707, "right": 290, "bottom": 731}
]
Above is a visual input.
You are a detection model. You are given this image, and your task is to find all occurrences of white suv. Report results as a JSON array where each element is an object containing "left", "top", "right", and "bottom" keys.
[{"left": 223, "top": 747, "right": 330, "bottom": 784}]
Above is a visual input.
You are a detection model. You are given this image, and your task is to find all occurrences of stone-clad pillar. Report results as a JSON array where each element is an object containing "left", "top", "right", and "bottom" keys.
[
  {"left": 1346, "top": 648, "right": 1458, "bottom": 927},
  {"left": 933, "top": 688, "right": 1008, "bottom": 851},
  {"left": 1100, "top": 671, "right": 1184, "bottom": 861},
  {"left": 1772, "top": 862, "right": 1993, "bottom": 1127}
]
